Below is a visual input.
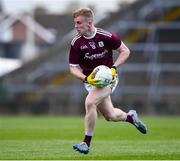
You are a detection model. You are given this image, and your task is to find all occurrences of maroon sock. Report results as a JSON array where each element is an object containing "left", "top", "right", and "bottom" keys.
[
  {"left": 126, "top": 115, "right": 133, "bottom": 124},
  {"left": 83, "top": 135, "right": 92, "bottom": 147}
]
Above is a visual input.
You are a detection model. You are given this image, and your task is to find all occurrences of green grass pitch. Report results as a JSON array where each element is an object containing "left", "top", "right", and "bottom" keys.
[{"left": 0, "top": 116, "right": 180, "bottom": 160}]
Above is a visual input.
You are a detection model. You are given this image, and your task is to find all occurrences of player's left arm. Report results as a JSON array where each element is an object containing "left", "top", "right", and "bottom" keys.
[
  {"left": 111, "top": 41, "right": 130, "bottom": 79},
  {"left": 113, "top": 41, "right": 130, "bottom": 68}
]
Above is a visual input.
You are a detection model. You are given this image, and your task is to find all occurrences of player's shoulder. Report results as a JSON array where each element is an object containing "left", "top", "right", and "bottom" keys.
[
  {"left": 71, "top": 34, "right": 82, "bottom": 46},
  {"left": 96, "top": 28, "right": 112, "bottom": 38}
]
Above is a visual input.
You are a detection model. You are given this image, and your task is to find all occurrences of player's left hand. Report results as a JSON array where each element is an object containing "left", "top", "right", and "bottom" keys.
[{"left": 111, "top": 66, "right": 117, "bottom": 83}]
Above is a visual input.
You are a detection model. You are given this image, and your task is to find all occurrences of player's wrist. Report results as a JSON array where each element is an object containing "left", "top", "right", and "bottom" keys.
[{"left": 83, "top": 76, "right": 88, "bottom": 83}]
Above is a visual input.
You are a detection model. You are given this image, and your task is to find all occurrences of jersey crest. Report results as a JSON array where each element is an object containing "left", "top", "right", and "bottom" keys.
[
  {"left": 98, "top": 41, "right": 104, "bottom": 47},
  {"left": 89, "top": 42, "right": 96, "bottom": 49}
]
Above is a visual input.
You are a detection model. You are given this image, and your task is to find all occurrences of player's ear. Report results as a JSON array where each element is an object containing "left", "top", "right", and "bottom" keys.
[{"left": 87, "top": 18, "right": 93, "bottom": 27}]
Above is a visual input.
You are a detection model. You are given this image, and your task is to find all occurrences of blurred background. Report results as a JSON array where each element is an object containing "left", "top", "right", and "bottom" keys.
[{"left": 0, "top": 0, "right": 180, "bottom": 116}]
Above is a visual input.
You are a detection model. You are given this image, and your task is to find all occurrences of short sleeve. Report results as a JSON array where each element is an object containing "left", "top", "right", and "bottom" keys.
[
  {"left": 69, "top": 44, "right": 80, "bottom": 65},
  {"left": 109, "top": 33, "right": 121, "bottom": 50}
]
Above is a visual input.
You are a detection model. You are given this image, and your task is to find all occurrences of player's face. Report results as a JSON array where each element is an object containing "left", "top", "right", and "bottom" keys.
[{"left": 74, "top": 16, "right": 91, "bottom": 36}]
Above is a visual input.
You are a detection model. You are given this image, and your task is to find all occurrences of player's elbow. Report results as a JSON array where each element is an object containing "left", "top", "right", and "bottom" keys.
[
  {"left": 69, "top": 67, "right": 74, "bottom": 74},
  {"left": 69, "top": 66, "right": 77, "bottom": 75},
  {"left": 125, "top": 47, "right": 130, "bottom": 58}
]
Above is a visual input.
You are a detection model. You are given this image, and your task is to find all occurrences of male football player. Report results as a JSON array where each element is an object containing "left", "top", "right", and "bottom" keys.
[{"left": 69, "top": 7, "right": 147, "bottom": 154}]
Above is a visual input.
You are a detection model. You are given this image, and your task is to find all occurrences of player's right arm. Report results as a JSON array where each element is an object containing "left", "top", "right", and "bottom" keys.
[
  {"left": 69, "top": 65, "right": 102, "bottom": 87},
  {"left": 69, "top": 38, "right": 86, "bottom": 81},
  {"left": 69, "top": 65, "right": 86, "bottom": 81}
]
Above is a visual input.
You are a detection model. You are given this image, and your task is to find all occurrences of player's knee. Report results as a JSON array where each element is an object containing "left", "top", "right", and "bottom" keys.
[
  {"left": 85, "top": 98, "right": 96, "bottom": 109},
  {"left": 105, "top": 116, "right": 111, "bottom": 121}
]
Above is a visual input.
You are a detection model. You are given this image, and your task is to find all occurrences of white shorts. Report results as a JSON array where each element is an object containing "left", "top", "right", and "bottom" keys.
[{"left": 84, "top": 76, "right": 119, "bottom": 93}]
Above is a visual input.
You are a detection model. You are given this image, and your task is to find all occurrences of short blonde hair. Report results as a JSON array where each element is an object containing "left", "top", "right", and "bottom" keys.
[{"left": 72, "top": 7, "right": 94, "bottom": 19}]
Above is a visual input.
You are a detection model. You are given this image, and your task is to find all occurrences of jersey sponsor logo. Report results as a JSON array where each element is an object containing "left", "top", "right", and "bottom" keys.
[
  {"left": 98, "top": 41, "right": 104, "bottom": 47},
  {"left": 84, "top": 50, "right": 108, "bottom": 60},
  {"left": 89, "top": 42, "right": 96, "bottom": 49},
  {"left": 80, "top": 45, "right": 88, "bottom": 50}
]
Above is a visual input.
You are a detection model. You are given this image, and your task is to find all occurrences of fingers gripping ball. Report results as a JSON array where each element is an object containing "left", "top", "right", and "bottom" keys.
[
  {"left": 111, "top": 66, "right": 117, "bottom": 77},
  {"left": 111, "top": 66, "right": 117, "bottom": 83},
  {"left": 87, "top": 65, "right": 113, "bottom": 88}
]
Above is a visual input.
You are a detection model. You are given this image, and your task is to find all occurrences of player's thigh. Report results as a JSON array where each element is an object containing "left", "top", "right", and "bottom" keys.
[
  {"left": 97, "top": 96, "right": 115, "bottom": 119},
  {"left": 86, "top": 86, "right": 111, "bottom": 106}
]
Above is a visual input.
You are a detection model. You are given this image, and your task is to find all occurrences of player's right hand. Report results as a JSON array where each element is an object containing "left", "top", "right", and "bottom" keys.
[
  {"left": 83, "top": 71, "right": 100, "bottom": 86},
  {"left": 84, "top": 71, "right": 108, "bottom": 88},
  {"left": 84, "top": 75, "right": 110, "bottom": 88}
]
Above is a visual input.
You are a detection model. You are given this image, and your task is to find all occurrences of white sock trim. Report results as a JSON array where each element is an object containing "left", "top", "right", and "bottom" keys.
[{"left": 85, "top": 131, "right": 93, "bottom": 136}]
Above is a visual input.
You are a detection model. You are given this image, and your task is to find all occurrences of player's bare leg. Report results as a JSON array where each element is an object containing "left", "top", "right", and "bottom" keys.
[
  {"left": 97, "top": 95, "right": 127, "bottom": 121},
  {"left": 98, "top": 94, "right": 147, "bottom": 134},
  {"left": 85, "top": 86, "right": 111, "bottom": 132},
  {"left": 73, "top": 86, "right": 111, "bottom": 154}
]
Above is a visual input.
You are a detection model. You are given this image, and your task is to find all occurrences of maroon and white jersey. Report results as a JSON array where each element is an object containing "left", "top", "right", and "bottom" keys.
[{"left": 69, "top": 28, "right": 121, "bottom": 76}]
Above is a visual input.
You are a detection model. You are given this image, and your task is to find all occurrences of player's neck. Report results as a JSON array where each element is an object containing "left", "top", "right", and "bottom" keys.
[{"left": 84, "top": 27, "right": 96, "bottom": 39}]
